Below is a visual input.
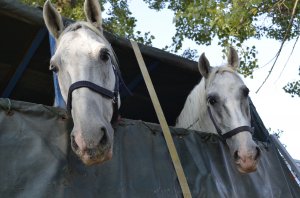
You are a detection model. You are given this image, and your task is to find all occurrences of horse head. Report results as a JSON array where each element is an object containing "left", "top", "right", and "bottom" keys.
[
  {"left": 43, "top": 0, "right": 120, "bottom": 165},
  {"left": 198, "top": 47, "right": 260, "bottom": 173}
]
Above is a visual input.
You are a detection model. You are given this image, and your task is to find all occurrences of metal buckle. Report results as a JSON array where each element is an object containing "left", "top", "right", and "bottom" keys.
[{"left": 112, "top": 94, "right": 118, "bottom": 104}]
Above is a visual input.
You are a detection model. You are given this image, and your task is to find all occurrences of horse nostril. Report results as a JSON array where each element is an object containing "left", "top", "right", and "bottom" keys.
[
  {"left": 99, "top": 127, "right": 108, "bottom": 145},
  {"left": 71, "top": 135, "right": 79, "bottom": 151},
  {"left": 234, "top": 150, "right": 239, "bottom": 161},
  {"left": 87, "top": 148, "right": 95, "bottom": 157},
  {"left": 255, "top": 147, "right": 261, "bottom": 160}
]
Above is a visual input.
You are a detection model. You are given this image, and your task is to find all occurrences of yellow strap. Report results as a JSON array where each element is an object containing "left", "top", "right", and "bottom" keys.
[{"left": 130, "top": 40, "right": 192, "bottom": 198}]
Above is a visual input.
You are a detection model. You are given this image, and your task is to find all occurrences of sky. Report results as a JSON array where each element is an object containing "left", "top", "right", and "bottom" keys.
[{"left": 116, "top": 1, "right": 300, "bottom": 159}]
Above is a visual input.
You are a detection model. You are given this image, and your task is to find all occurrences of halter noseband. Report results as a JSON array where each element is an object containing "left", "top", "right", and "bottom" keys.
[
  {"left": 66, "top": 65, "right": 119, "bottom": 123},
  {"left": 207, "top": 106, "right": 254, "bottom": 141}
]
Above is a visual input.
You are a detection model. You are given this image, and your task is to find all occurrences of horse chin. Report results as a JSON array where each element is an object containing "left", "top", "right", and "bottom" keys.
[
  {"left": 236, "top": 160, "right": 258, "bottom": 174},
  {"left": 78, "top": 147, "right": 113, "bottom": 166}
]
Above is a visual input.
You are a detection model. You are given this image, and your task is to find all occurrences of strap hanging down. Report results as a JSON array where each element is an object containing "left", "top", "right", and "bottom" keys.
[{"left": 130, "top": 40, "right": 192, "bottom": 198}]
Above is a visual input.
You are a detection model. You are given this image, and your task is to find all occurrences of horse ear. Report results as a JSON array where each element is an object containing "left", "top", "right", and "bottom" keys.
[
  {"left": 227, "top": 47, "right": 240, "bottom": 70},
  {"left": 43, "top": 0, "right": 64, "bottom": 39},
  {"left": 84, "top": 0, "right": 103, "bottom": 32},
  {"left": 198, "top": 53, "right": 212, "bottom": 79}
]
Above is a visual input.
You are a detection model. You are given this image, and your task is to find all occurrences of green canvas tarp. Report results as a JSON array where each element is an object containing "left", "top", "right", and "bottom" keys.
[{"left": 0, "top": 98, "right": 299, "bottom": 198}]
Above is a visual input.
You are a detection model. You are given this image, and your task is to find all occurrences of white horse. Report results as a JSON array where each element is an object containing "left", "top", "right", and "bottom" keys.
[
  {"left": 43, "top": 0, "right": 121, "bottom": 165},
  {"left": 176, "top": 47, "right": 260, "bottom": 173}
]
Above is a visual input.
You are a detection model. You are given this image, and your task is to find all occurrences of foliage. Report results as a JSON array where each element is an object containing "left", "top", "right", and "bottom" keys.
[
  {"left": 284, "top": 80, "right": 300, "bottom": 97},
  {"left": 21, "top": 0, "right": 155, "bottom": 46},
  {"left": 22, "top": 0, "right": 300, "bottom": 94},
  {"left": 270, "top": 128, "right": 284, "bottom": 139},
  {"left": 283, "top": 66, "right": 300, "bottom": 97},
  {"left": 22, "top": 0, "right": 86, "bottom": 19},
  {"left": 181, "top": 48, "right": 199, "bottom": 60},
  {"left": 269, "top": 128, "right": 286, "bottom": 147},
  {"left": 143, "top": 0, "right": 300, "bottom": 78}
]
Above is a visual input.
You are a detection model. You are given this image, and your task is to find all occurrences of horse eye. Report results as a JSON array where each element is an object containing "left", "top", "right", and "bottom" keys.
[
  {"left": 49, "top": 64, "right": 58, "bottom": 73},
  {"left": 242, "top": 87, "right": 250, "bottom": 97},
  {"left": 100, "top": 48, "right": 110, "bottom": 62},
  {"left": 207, "top": 96, "right": 217, "bottom": 105}
]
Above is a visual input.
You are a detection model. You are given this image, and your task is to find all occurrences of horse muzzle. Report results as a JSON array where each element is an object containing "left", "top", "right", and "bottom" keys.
[
  {"left": 234, "top": 147, "right": 261, "bottom": 173},
  {"left": 70, "top": 126, "right": 114, "bottom": 165},
  {"left": 79, "top": 146, "right": 113, "bottom": 166}
]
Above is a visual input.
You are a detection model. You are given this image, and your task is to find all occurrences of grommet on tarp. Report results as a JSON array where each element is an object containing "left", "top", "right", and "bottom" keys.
[
  {"left": 5, "top": 98, "right": 13, "bottom": 116},
  {"left": 141, "top": 121, "right": 158, "bottom": 135},
  {"left": 198, "top": 132, "right": 218, "bottom": 143},
  {"left": 56, "top": 108, "right": 69, "bottom": 122},
  {"left": 60, "top": 112, "right": 69, "bottom": 121}
]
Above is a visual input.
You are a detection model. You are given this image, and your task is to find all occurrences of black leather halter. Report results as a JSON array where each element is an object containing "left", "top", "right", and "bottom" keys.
[
  {"left": 66, "top": 66, "right": 119, "bottom": 123},
  {"left": 207, "top": 106, "right": 254, "bottom": 141}
]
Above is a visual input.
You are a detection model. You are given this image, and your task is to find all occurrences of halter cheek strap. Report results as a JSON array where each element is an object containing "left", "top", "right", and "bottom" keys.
[
  {"left": 66, "top": 66, "right": 119, "bottom": 124},
  {"left": 207, "top": 106, "right": 254, "bottom": 141}
]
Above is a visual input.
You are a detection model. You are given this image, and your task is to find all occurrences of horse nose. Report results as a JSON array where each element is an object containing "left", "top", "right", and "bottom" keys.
[
  {"left": 98, "top": 127, "right": 108, "bottom": 146},
  {"left": 233, "top": 146, "right": 260, "bottom": 161},
  {"left": 254, "top": 146, "right": 261, "bottom": 160},
  {"left": 70, "top": 125, "right": 113, "bottom": 165},
  {"left": 70, "top": 126, "right": 108, "bottom": 152},
  {"left": 71, "top": 133, "right": 86, "bottom": 152},
  {"left": 233, "top": 150, "right": 239, "bottom": 161},
  {"left": 233, "top": 145, "right": 260, "bottom": 173},
  {"left": 71, "top": 134, "right": 79, "bottom": 151},
  {"left": 71, "top": 127, "right": 109, "bottom": 153}
]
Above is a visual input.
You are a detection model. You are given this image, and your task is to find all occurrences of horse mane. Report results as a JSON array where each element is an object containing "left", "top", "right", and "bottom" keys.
[{"left": 59, "top": 21, "right": 120, "bottom": 72}]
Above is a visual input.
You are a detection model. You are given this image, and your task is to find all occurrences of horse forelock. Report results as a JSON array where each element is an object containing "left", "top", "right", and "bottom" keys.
[
  {"left": 58, "top": 21, "right": 120, "bottom": 71},
  {"left": 205, "top": 65, "right": 240, "bottom": 89}
]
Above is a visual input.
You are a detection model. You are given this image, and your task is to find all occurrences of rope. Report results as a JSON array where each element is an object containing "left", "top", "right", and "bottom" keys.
[
  {"left": 187, "top": 118, "right": 199, "bottom": 130},
  {"left": 130, "top": 40, "right": 192, "bottom": 198}
]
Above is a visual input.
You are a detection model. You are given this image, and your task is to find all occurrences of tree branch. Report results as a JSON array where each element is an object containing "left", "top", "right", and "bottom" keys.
[
  {"left": 275, "top": 34, "right": 300, "bottom": 82},
  {"left": 256, "top": 0, "right": 299, "bottom": 93}
]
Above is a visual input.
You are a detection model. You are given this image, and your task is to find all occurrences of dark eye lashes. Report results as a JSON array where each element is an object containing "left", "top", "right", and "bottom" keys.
[
  {"left": 242, "top": 87, "right": 250, "bottom": 97},
  {"left": 49, "top": 64, "right": 58, "bottom": 72},
  {"left": 207, "top": 96, "right": 217, "bottom": 105},
  {"left": 100, "top": 48, "right": 110, "bottom": 61}
]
